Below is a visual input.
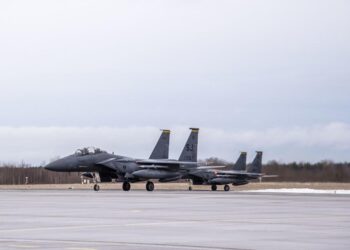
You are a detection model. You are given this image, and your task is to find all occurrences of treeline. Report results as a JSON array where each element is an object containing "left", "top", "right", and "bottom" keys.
[
  {"left": 0, "top": 165, "right": 81, "bottom": 185},
  {"left": 263, "top": 161, "right": 350, "bottom": 182},
  {"left": 0, "top": 160, "right": 350, "bottom": 184}
]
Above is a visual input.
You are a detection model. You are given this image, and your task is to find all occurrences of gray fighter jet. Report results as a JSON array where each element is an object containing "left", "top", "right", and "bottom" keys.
[
  {"left": 45, "top": 129, "right": 170, "bottom": 191},
  {"left": 189, "top": 151, "right": 265, "bottom": 191},
  {"left": 45, "top": 128, "right": 200, "bottom": 191}
]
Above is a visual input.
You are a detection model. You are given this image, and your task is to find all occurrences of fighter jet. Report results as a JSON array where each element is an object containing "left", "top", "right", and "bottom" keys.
[
  {"left": 45, "top": 129, "right": 171, "bottom": 191},
  {"left": 45, "top": 128, "right": 200, "bottom": 192},
  {"left": 189, "top": 151, "right": 265, "bottom": 191}
]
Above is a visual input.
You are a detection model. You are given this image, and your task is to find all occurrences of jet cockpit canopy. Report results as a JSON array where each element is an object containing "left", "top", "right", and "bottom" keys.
[{"left": 75, "top": 147, "right": 106, "bottom": 156}]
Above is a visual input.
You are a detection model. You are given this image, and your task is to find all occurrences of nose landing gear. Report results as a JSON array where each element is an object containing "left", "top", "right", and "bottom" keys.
[
  {"left": 92, "top": 172, "right": 101, "bottom": 191},
  {"left": 188, "top": 179, "right": 193, "bottom": 191},
  {"left": 211, "top": 184, "right": 217, "bottom": 191}
]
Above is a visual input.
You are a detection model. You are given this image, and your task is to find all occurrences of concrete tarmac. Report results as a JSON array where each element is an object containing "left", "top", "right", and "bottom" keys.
[{"left": 0, "top": 190, "right": 349, "bottom": 250}]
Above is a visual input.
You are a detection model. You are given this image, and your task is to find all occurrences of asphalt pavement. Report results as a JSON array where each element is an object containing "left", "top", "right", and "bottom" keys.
[{"left": 0, "top": 190, "right": 349, "bottom": 250}]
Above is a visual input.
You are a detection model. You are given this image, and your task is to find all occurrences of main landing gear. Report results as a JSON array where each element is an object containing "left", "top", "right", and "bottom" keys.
[
  {"left": 122, "top": 181, "right": 131, "bottom": 191},
  {"left": 93, "top": 184, "right": 100, "bottom": 191},
  {"left": 211, "top": 184, "right": 230, "bottom": 191},
  {"left": 146, "top": 181, "right": 154, "bottom": 192}
]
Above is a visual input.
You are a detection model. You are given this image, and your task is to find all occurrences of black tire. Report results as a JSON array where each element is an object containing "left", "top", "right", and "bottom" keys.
[
  {"left": 93, "top": 184, "right": 100, "bottom": 191},
  {"left": 211, "top": 184, "right": 217, "bottom": 191},
  {"left": 122, "top": 182, "right": 131, "bottom": 191},
  {"left": 146, "top": 181, "right": 154, "bottom": 192},
  {"left": 224, "top": 184, "right": 230, "bottom": 192},
  {"left": 188, "top": 186, "right": 193, "bottom": 191}
]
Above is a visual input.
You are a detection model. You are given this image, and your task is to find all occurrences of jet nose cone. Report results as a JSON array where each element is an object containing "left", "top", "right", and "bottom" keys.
[
  {"left": 45, "top": 156, "right": 78, "bottom": 172},
  {"left": 45, "top": 158, "right": 69, "bottom": 172},
  {"left": 45, "top": 161, "right": 60, "bottom": 171}
]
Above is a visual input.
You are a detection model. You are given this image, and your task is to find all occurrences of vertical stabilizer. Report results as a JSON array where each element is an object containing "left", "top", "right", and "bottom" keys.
[
  {"left": 232, "top": 152, "right": 247, "bottom": 171},
  {"left": 178, "top": 128, "right": 199, "bottom": 162},
  {"left": 247, "top": 151, "right": 263, "bottom": 173},
  {"left": 149, "top": 129, "right": 170, "bottom": 159}
]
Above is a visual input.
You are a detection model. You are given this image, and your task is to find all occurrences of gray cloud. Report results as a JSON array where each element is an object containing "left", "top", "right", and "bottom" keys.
[
  {"left": 0, "top": 1, "right": 349, "bottom": 162},
  {"left": 0, "top": 123, "right": 349, "bottom": 165}
]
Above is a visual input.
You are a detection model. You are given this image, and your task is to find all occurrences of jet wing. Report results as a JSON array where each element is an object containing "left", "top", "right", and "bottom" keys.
[
  {"left": 213, "top": 170, "right": 247, "bottom": 174},
  {"left": 209, "top": 170, "right": 263, "bottom": 178},
  {"left": 138, "top": 165, "right": 170, "bottom": 170},
  {"left": 210, "top": 170, "right": 277, "bottom": 178},
  {"left": 136, "top": 159, "right": 198, "bottom": 166},
  {"left": 187, "top": 166, "right": 226, "bottom": 175},
  {"left": 196, "top": 166, "right": 227, "bottom": 170}
]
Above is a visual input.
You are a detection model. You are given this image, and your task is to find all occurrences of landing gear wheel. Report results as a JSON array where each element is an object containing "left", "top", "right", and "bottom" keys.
[
  {"left": 146, "top": 181, "right": 154, "bottom": 192},
  {"left": 224, "top": 184, "right": 230, "bottom": 192},
  {"left": 188, "top": 186, "right": 193, "bottom": 191},
  {"left": 122, "top": 182, "right": 131, "bottom": 191},
  {"left": 211, "top": 184, "right": 217, "bottom": 191},
  {"left": 93, "top": 184, "right": 100, "bottom": 191}
]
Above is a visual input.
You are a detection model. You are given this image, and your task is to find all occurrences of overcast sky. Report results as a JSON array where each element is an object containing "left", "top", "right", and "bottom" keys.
[{"left": 0, "top": 0, "right": 349, "bottom": 164}]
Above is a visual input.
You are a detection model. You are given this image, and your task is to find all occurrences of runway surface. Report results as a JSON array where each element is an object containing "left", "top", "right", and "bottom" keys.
[{"left": 0, "top": 190, "right": 349, "bottom": 250}]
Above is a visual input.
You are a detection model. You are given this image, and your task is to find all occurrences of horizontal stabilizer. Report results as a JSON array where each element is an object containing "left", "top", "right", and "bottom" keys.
[{"left": 261, "top": 175, "right": 279, "bottom": 178}]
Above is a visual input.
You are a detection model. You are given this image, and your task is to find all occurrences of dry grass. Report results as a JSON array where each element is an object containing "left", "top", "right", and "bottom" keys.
[{"left": 1, "top": 182, "right": 350, "bottom": 191}]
